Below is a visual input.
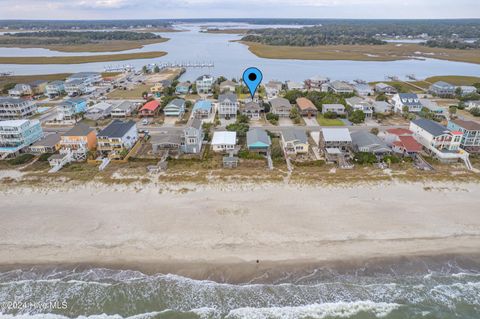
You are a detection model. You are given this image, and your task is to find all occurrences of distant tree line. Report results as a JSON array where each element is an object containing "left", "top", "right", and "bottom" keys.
[
  {"left": 240, "top": 20, "right": 480, "bottom": 48},
  {"left": 0, "top": 20, "right": 171, "bottom": 30},
  {"left": 0, "top": 31, "right": 163, "bottom": 46}
]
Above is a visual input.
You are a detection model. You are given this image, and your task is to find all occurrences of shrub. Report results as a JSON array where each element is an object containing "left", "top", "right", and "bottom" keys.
[
  {"left": 349, "top": 110, "right": 366, "bottom": 124},
  {"left": 323, "top": 111, "right": 338, "bottom": 119},
  {"left": 354, "top": 152, "right": 377, "bottom": 165},
  {"left": 383, "top": 154, "right": 401, "bottom": 164},
  {"left": 470, "top": 107, "right": 480, "bottom": 117},
  {"left": 38, "top": 153, "right": 54, "bottom": 162},
  {"left": 7, "top": 153, "right": 35, "bottom": 166}
]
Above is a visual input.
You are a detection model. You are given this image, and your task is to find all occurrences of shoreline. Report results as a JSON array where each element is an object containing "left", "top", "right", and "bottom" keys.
[
  {"left": 1, "top": 180, "right": 480, "bottom": 282},
  {"left": 240, "top": 41, "right": 480, "bottom": 65},
  {"left": 0, "top": 51, "right": 168, "bottom": 64},
  {"left": 2, "top": 252, "right": 480, "bottom": 284}
]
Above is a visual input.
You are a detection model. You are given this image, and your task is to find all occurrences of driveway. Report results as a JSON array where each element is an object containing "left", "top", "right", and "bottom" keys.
[
  {"left": 303, "top": 117, "right": 319, "bottom": 127},
  {"left": 278, "top": 117, "right": 294, "bottom": 127}
]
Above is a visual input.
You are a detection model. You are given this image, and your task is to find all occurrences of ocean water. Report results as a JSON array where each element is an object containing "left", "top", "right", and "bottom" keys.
[{"left": 0, "top": 257, "right": 479, "bottom": 318}]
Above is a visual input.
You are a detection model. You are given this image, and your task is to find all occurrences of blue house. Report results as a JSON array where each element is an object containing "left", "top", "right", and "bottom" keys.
[
  {"left": 192, "top": 100, "right": 213, "bottom": 119},
  {"left": 175, "top": 82, "right": 191, "bottom": 95},
  {"left": 247, "top": 128, "right": 271, "bottom": 154},
  {"left": 447, "top": 119, "right": 480, "bottom": 152},
  {"left": 57, "top": 98, "right": 87, "bottom": 121},
  {"left": 164, "top": 98, "right": 186, "bottom": 117}
]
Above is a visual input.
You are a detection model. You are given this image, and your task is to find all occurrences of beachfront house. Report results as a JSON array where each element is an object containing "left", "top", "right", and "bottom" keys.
[
  {"left": 374, "top": 83, "right": 397, "bottom": 95},
  {"left": 270, "top": 97, "right": 292, "bottom": 117},
  {"left": 328, "top": 81, "right": 354, "bottom": 94},
  {"left": 219, "top": 80, "right": 237, "bottom": 93},
  {"left": 164, "top": 98, "right": 186, "bottom": 118},
  {"left": 351, "top": 131, "right": 391, "bottom": 157},
  {"left": 151, "top": 132, "right": 182, "bottom": 154},
  {"left": 241, "top": 101, "right": 263, "bottom": 120},
  {"left": 0, "top": 97, "right": 37, "bottom": 120},
  {"left": 410, "top": 119, "right": 469, "bottom": 165},
  {"left": 211, "top": 131, "right": 237, "bottom": 153},
  {"left": 110, "top": 101, "right": 137, "bottom": 118},
  {"left": 281, "top": 129, "right": 309, "bottom": 155},
  {"left": 59, "top": 123, "right": 97, "bottom": 161},
  {"left": 192, "top": 100, "right": 213, "bottom": 119},
  {"left": 296, "top": 97, "right": 318, "bottom": 118},
  {"left": 0, "top": 119, "right": 43, "bottom": 159},
  {"left": 57, "top": 98, "right": 87, "bottom": 121},
  {"left": 305, "top": 76, "right": 330, "bottom": 91},
  {"left": 447, "top": 119, "right": 480, "bottom": 153},
  {"left": 45, "top": 81, "right": 65, "bottom": 98},
  {"left": 320, "top": 128, "right": 353, "bottom": 167},
  {"left": 181, "top": 118, "right": 204, "bottom": 154},
  {"left": 247, "top": 128, "right": 271, "bottom": 154},
  {"left": 353, "top": 83, "right": 374, "bottom": 96},
  {"left": 322, "top": 104, "right": 346, "bottom": 115},
  {"left": 29, "top": 133, "right": 61, "bottom": 154},
  {"left": 8, "top": 84, "right": 32, "bottom": 97},
  {"left": 392, "top": 93, "right": 422, "bottom": 113},
  {"left": 196, "top": 75, "right": 214, "bottom": 94},
  {"left": 139, "top": 100, "right": 161, "bottom": 117},
  {"left": 97, "top": 120, "right": 138, "bottom": 158},
  {"left": 218, "top": 93, "right": 239, "bottom": 119},
  {"left": 379, "top": 128, "right": 422, "bottom": 157},
  {"left": 85, "top": 101, "right": 113, "bottom": 121},
  {"left": 429, "top": 81, "right": 456, "bottom": 97},
  {"left": 175, "top": 82, "right": 191, "bottom": 95},
  {"left": 264, "top": 81, "right": 283, "bottom": 99}
]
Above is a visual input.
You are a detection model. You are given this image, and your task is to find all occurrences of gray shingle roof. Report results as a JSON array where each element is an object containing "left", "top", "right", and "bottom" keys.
[
  {"left": 168, "top": 98, "right": 185, "bottom": 107},
  {"left": 31, "top": 133, "right": 61, "bottom": 148},
  {"left": 218, "top": 92, "right": 237, "bottom": 103},
  {"left": 247, "top": 128, "right": 271, "bottom": 146},
  {"left": 270, "top": 97, "right": 291, "bottom": 109},
  {"left": 98, "top": 120, "right": 136, "bottom": 138},
  {"left": 63, "top": 123, "right": 94, "bottom": 137},
  {"left": 282, "top": 129, "right": 307, "bottom": 144},
  {"left": 351, "top": 131, "right": 390, "bottom": 152}
]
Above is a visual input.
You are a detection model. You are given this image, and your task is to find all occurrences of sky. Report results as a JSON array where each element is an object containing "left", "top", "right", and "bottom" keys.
[{"left": 0, "top": 0, "right": 479, "bottom": 20}]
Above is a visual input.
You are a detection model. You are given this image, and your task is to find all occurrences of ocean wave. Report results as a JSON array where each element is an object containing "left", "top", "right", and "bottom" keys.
[{"left": 224, "top": 301, "right": 400, "bottom": 319}]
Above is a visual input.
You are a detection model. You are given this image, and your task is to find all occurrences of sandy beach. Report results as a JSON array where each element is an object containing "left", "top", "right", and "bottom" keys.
[{"left": 1, "top": 180, "right": 480, "bottom": 280}]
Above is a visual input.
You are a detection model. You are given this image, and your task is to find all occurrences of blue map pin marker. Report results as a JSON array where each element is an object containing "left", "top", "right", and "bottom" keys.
[{"left": 242, "top": 67, "right": 263, "bottom": 99}]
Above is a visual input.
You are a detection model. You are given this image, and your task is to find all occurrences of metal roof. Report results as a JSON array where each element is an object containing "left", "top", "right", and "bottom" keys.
[
  {"left": 212, "top": 131, "right": 236, "bottom": 145},
  {"left": 322, "top": 128, "right": 352, "bottom": 142}
]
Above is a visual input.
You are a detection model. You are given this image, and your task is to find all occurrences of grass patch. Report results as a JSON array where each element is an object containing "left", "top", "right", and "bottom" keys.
[
  {"left": 0, "top": 51, "right": 167, "bottom": 65},
  {"left": 107, "top": 84, "right": 151, "bottom": 99},
  {"left": 424, "top": 76, "right": 480, "bottom": 86},
  {"left": 6, "top": 154, "right": 35, "bottom": 166},
  {"left": 241, "top": 42, "right": 480, "bottom": 64},
  {"left": 317, "top": 114, "right": 345, "bottom": 126}
]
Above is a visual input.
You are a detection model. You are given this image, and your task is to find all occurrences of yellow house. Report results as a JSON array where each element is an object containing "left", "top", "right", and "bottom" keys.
[{"left": 281, "top": 129, "right": 309, "bottom": 155}]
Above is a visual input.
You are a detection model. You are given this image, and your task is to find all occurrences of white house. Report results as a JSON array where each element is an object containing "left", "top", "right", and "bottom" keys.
[
  {"left": 45, "top": 81, "right": 65, "bottom": 98},
  {"left": 328, "top": 81, "right": 354, "bottom": 94},
  {"left": 211, "top": 131, "right": 237, "bottom": 153},
  {"left": 195, "top": 75, "right": 214, "bottom": 94},
  {"left": 110, "top": 101, "right": 137, "bottom": 118},
  {"left": 458, "top": 86, "right": 477, "bottom": 96},
  {"left": 392, "top": 93, "right": 422, "bottom": 113},
  {"left": 85, "top": 102, "right": 113, "bottom": 121},
  {"left": 322, "top": 104, "right": 346, "bottom": 115},
  {"left": 64, "top": 80, "right": 87, "bottom": 97},
  {"left": 286, "top": 81, "right": 305, "bottom": 91},
  {"left": 410, "top": 118, "right": 470, "bottom": 167}
]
